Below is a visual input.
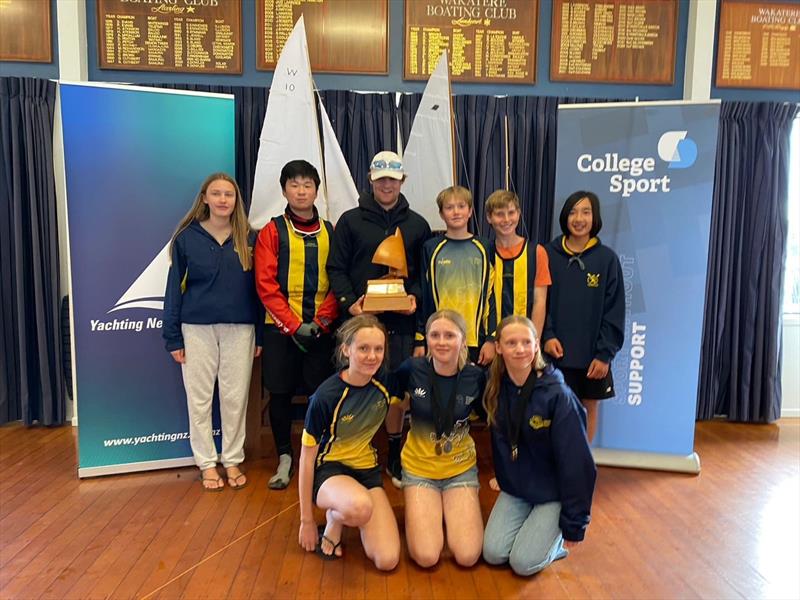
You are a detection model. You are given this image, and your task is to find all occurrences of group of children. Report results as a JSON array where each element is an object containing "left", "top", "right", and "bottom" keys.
[{"left": 162, "top": 151, "right": 625, "bottom": 576}]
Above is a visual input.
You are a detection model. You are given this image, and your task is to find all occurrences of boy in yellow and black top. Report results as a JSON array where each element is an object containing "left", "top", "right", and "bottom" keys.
[
  {"left": 255, "top": 160, "right": 339, "bottom": 490},
  {"left": 485, "top": 190, "right": 552, "bottom": 338},
  {"left": 417, "top": 186, "right": 497, "bottom": 365},
  {"left": 302, "top": 373, "right": 390, "bottom": 502}
]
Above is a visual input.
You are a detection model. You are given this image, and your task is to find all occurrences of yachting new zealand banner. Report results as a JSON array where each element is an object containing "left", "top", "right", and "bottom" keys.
[
  {"left": 61, "top": 83, "right": 235, "bottom": 477},
  {"left": 554, "top": 101, "right": 720, "bottom": 471}
]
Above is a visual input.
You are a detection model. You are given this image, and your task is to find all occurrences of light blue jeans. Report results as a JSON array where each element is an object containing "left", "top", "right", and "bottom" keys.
[{"left": 483, "top": 492, "right": 568, "bottom": 576}]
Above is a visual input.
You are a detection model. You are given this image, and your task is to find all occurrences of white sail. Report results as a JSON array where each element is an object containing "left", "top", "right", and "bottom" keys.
[
  {"left": 108, "top": 243, "right": 170, "bottom": 313},
  {"left": 319, "top": 99, "right": 358, "bottom": 224},
  {"left": 401, "top": 51, "right": 455, "bottom": 229},
  {"left": 249, "top": 16, "right": 325, "bottom": 229}
]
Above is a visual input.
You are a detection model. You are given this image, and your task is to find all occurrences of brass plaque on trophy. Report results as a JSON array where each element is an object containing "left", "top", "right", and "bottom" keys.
[{"left": 362, "top": 228, "right": 414, "bottom": 313}]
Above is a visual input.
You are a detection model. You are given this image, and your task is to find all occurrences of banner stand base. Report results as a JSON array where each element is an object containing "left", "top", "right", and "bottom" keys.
[
  {"left": 78, "top": 457, "right": 197, "bottom": 479},
  {"left": 592, "top": 448, "right": 701, "bottom": 474}
]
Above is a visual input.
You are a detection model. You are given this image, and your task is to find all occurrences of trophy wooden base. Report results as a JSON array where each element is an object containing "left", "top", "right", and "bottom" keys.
[{"left": 362, "top": 278, "right": 413, "bottom": 313}]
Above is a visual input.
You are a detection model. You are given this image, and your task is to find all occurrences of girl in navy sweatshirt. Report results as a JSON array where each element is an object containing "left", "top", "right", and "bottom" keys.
[
  {"left": 483, "top": 315, "right": 596, "bottom": 576},
  {"left": 543, "top": 191, "right": 625, "bottom": 442},
  {"left": 163, "top": 173, "right": 262, "bottom": 492}
]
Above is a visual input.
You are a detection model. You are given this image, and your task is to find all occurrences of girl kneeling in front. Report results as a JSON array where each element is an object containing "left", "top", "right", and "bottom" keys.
[
  {"left": 297, "top": 314, "right": 400, "bottom": 570},
  {"left": 389, "top": 309, "right": 486, "bottom": 568},
  {"left": 483, "top": 315, "right": 596, "bottom": 576}
]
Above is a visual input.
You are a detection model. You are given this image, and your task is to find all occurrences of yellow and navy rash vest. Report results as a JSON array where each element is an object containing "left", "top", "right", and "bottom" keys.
[
  {"left": 492, "top": 238, "right": 539, "bottom": 323},
  {"left": 389, "top": 357, "right": 486, "bottom": 479},
  {"left": 418, "top": 236, "right": 496, "bottom": 348},
  {"left": 302, "top": 372, "right": 390, "bottom": 470},
  {"left": 254, "top": 213, "right": 337, "bottom": 334}
]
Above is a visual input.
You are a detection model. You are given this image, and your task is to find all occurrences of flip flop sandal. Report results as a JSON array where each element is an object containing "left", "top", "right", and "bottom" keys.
[
  {"left": 199, "top": 474, "right": 225, "bottom": 492},
  {"left": 227, "top": 471, "right": 248, "bottom": 490},
  {"left": 315, "top": 525, "right": 343, "bottom": 561}
]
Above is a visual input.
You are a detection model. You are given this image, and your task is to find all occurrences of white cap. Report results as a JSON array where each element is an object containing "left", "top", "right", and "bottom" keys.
[{"left": 369, "top": 151, "right": 405, "bottom": 181}]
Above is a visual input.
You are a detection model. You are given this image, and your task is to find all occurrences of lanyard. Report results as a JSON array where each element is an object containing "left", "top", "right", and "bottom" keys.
[
  {"left": 506, "top": 370, "right": 537, "bottom": 461},
  {"left": 428, "top": 362, "right": 460, "bottom": 455}
]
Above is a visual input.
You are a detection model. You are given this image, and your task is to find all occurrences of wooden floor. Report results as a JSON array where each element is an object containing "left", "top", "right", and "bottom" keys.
[{"left": 0, "top": 420, "right": 798, "bottom": 600}]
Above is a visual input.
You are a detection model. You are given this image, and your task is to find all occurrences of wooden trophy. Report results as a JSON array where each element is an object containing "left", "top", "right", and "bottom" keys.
[{"left": 362, "top": 228, "right": 414, "bottom": 313}]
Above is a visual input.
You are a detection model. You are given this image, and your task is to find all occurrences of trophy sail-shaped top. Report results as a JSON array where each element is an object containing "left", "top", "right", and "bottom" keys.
[
  {"left": 362, "top": 227, "right": 413, "bottom": 313},
  {"left": 371, "top": 227, "right": 408, "bottom": 278}
]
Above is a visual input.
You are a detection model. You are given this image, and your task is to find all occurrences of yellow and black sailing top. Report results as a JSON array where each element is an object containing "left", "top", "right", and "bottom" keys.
[
  {"left": 418, "top": 235, "right": 496, "bottom": 348},
  {"left": 389, "top": 357, "right": 486, "bottom": 479},
  {"left": 491, "top": 239, "right": 551, "bottom": 322},
  {"left": 302, "top": 372, "right": 390, "bottom": 469},
  {"left": 254, "top": 211, "right": 338, "bottom": 335}
]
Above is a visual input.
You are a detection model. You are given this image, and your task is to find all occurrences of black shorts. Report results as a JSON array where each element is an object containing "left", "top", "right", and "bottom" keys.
[
  {"left": 560, "top": 366, "right": 616, "bottom": 400},
  {"left": 312, "top": 461, "right": 383, "bottom": 503},
  {"left": 262, "top": 326, "right": 334, "bottom": 395}
]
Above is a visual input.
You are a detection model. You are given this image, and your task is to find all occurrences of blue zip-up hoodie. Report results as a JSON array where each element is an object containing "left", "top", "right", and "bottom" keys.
[
  {"left": 163, "top": 221, "right": 263, "bottom": 351},
  {"left": 542, "top": 236, "right": 624, "bottom": 369},
  {"left": 491, "top": 366, "right": 596, "bottom": 541}
]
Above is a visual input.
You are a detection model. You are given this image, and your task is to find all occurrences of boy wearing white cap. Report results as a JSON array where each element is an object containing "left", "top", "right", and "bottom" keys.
[{"left": 327, "top": 151, "right": 432, "bottom": 485}]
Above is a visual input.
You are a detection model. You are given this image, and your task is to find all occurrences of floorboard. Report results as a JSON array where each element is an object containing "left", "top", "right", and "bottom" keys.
[{"left": 0, "top": 420, "right": 797, "bottom": 599}]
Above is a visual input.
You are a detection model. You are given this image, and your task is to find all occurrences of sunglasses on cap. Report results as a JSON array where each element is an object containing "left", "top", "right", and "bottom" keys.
[{"left": 371, "top": 159, "right": 403, "bottom": 171}]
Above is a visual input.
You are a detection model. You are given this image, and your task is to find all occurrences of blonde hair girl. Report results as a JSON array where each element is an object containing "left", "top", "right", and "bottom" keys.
[
  {"left": 162, "top": 173, "right": 262, "bottom": 492},
  {"left": 482, "top": 315, "right": 596, "bottom": 577}
]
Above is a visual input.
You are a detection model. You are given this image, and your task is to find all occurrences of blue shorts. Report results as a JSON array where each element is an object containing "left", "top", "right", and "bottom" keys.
[{"left": 402, "top": 465, "right": 479, "bottom": 491}]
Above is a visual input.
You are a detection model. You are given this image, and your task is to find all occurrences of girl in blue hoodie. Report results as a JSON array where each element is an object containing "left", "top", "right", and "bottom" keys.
[
  {"left": 163, "top": 173, "right": 263, "bottom": 492},
  {"left": 542, "top": 191, "right": 625, "bottom": 442},
  {"left": 483, "top": 315, "right": 596, "bottom": 576}
]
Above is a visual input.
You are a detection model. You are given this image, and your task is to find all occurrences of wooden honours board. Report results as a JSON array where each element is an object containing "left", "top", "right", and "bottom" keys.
[
  {"left": 257, "top": 0, "right": 388, "bottom": 73},
  {"left": 0, "top": 0, "right": 52, "bottom": 62},
  {"left": 403, "top": 0, "right": 537, "bottom": 84},
  {"left": 550, "top": 0, "right": 677, "bottom": 84},
  {"left": 97, "top": 0, "right": 242, "bottom": 73},
  {"left": 716, "top": 0, "right": 800, "bottom": 90}
]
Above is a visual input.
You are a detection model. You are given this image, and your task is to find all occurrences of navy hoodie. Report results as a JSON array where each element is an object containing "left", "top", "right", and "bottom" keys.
[
  {"left": 326, "top": 191, "right": 431, "bottom": 335},
  {"left": 163, "top": 221, "right": 263, "bottom": 351},
  {"left": 491, "top": 366, "right": 597, "bottom": 541},
  {"left": 543, "top": 236, "right": 625, "bottom": 369}
]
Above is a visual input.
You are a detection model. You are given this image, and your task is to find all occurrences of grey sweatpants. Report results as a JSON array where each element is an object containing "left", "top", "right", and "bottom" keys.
[{"left": 181, "top": 323, "right": 254, "bottom": 470}]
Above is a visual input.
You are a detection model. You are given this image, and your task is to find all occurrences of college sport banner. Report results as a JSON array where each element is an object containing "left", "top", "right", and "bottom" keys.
[
  {"left": 60, "top": 82, "right": 235, "bottom": 477},
  {"left": 554, "top": 101, "right": 720, "bottom": 473}
]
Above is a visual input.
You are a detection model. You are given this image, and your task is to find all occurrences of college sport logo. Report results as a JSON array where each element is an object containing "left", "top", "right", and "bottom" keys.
[
  {"left": 657, "top": 131, "right": 697, "bottom": 169},
  {"left": 108, "top": 242, "right": 170, "bottom": 313}
]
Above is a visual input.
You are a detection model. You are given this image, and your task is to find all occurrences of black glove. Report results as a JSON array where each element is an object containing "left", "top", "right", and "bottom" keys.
[{"left": 292, "top": 322, "right": 321, "bottom": 352}]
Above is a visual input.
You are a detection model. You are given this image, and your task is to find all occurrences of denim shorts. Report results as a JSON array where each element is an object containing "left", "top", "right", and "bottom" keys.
[{"left": 402, "top": 465, "right": 479, "bottom": 491}]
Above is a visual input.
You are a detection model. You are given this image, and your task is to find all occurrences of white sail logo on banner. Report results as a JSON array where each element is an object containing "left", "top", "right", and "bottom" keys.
[
  {"left": 401, "top": 51, "right": 455, "bottom": 228},
  {"left": 250, "top": 15, "right": 357, "bottom": 228},
  {"left": 108, "top": 243, "right": 170, "bottom": 313},
  {"left": 108, "top": 16, "right": 357, "bottom": 314}
]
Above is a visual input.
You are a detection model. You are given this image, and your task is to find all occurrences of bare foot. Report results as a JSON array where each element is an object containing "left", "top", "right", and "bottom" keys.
[
  {"left": 225, "top": 466, "right": 248, "bottom": 490},
  {"left": 319, "top": 509, "right": 343, "bottom": 558},
  {"left": 200, "top": 467, "right": 224, "bottom": 491}
]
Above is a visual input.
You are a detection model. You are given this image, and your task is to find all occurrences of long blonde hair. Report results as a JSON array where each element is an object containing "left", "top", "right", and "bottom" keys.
[
  {"left": 483, "top": 315, "right": 548, "bottom": 425},
  {"left": 425, "top": 309, "right": 469, "bottom": 370},
  {"left": 169, "top": 172, "right": 253, "bottom": 271},
  {"left": 335, "top": 314, "right": 388, "bottom": 369}
]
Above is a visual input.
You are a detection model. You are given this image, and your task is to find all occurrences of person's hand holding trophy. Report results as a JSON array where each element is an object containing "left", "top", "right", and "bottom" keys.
[{"left": 361, "top": 227, "right": 417, "bottom": 315}]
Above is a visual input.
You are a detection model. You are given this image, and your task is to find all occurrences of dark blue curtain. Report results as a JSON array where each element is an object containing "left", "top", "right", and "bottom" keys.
[
  {"left": 0, "top": 77, "right": 65, "bottom": 426},
  {"left": 504, "top": 96, "right": 561, "bottom": 245},
  {"left": 318, "top": 91, "right": 398, "bottom": 195},
  {"left": 697, "top": 101, "right": 799, "bottom": 422}
]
